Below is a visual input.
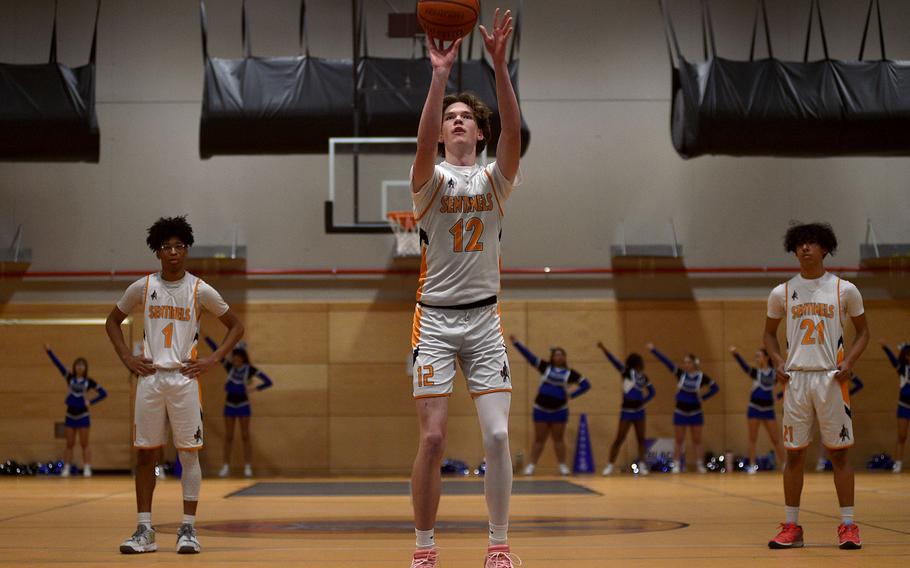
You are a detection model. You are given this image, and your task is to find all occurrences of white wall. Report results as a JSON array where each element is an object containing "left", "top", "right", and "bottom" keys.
[{"left": 1, "top": 0, "right": 909, "bottom": 287}]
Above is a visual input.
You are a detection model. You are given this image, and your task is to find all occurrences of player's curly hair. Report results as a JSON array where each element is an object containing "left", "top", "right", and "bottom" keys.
[
  {"left": 439, "top": 92, "right": 493, "bottom": 156},
  {"left": 146, "top": 216, "right": 194, "bottom": 252},
  {"left": 625, "top": 353, "right": 644, "bottom": 371},
  {"left": 686, "top": 353, "right": 701, "bottom": 368},
  {"left": 784, "top": 222, "right": 838, "bottom": 256}
]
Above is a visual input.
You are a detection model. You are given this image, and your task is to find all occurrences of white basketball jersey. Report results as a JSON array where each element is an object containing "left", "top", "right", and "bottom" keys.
[
  {"left": 775, "top": 273, "right": 855, "bottom": 371},
  {"left": 140, "top": 273, "right": 204, "bottom": 369},
  {"left": 411, "top": 161, "right": 517, "bottom": 306}
]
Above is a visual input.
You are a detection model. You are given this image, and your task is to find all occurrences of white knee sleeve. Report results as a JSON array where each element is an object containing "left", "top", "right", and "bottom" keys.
[
  {"left": 475, "top": 392, "right": 512, "bottom": 527},
  {"left": 179, "top": 450, "right": 202, "bottom": 501}
]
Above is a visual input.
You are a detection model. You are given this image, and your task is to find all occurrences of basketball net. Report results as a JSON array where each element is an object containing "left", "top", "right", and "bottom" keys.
[{"left": 387, "top": 211, "right": 421, "bottom": 258}]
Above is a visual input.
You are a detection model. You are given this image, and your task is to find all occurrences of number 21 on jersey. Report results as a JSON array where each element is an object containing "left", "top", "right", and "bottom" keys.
[{"left": 799, "top": 319, "right": 825, "bottom": 345}]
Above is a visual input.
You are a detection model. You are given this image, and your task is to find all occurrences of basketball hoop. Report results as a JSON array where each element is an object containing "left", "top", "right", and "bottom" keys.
[{"left": 387, "top": 211, "right": 421, "bottom": 258}]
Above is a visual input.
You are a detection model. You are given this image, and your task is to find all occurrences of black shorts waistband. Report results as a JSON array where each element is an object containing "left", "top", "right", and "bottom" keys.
[{"left": 419, "top": 295, "right": 498, "bottom": 310}]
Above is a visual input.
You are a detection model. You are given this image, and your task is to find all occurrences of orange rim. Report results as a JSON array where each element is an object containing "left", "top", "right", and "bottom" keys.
[{"left": 387, "top": 211, "right": 417, "bottom": 231}]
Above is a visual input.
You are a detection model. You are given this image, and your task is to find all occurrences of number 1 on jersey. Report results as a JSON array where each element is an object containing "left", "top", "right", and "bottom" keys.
[
  {"left": 449, "top": 218, "right": 484, "bottom": 253},
  {"left": 162, "top": 322, "right": 174, "bottom": 348}
]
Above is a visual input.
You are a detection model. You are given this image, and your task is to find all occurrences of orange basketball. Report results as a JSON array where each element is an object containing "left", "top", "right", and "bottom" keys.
[{"left": 417, "top": 0, "right": 479, "bottom": 42}]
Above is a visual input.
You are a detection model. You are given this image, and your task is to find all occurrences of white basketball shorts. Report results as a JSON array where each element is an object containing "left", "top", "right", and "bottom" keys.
[
  {"left": 782, "top": 370, "right": 854, "bottom": 450},
  {"left": 411, "top": 303, "right": 512, "bottom": 399},
  {"left": 133, "top": 368, "right": 204, "bottom": 451}
]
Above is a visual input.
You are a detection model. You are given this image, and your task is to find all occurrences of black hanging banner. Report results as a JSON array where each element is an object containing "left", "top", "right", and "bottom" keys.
[
  {"left": 199, "top": 0, "right": 354, "bottom": 158},
  {"left": 200, "top": 0, "right": 530, "bottom": 158},
  {"left": 0, "top": 0, "right": 101, "bottom": 163},
  {"left": 660, "top": 0, "right": 910, "bottom": 159}
]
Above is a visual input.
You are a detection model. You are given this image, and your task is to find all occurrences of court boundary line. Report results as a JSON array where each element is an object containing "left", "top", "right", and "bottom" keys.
[
  {"left": 657, "top": 476, "right": 910, "bottom": 537},
  {"left": 0, "top": 488, "right": 133, "bottom": 524}
]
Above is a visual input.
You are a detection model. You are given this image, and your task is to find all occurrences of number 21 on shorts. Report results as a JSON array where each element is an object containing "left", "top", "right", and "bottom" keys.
[{"left": 783, "top": 425, "right": 795, "bottom": 444}]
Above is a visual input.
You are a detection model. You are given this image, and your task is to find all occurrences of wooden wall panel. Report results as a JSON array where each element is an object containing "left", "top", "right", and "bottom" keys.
[
  {"left": 229, "top": 303, "right": 329, "bottom": 364},
  {"left": 622, "top": 302, "right": 727, "bottom": 364},
  {"left": 1, "top": 299, "right": 908, "bottom": 474},
  {"left": 328, "top": 304, "right": 412, "bottom": 363},
  {"left": 526, "top": 302, "right": 624, "bottom": 363},
  {"left": 219, "top": 416, "right": 329, "bottom": 474}
]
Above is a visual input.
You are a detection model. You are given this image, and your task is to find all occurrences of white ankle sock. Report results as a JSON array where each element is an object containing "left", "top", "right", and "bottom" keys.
[
  {"left": 489, "top": 522, "right": 508, "bottom": 545},
  {"left": 138, "top": 512, "right": 152, "bottom": 529},
  {"left": 415, "top": 528, "right": 435, "bottom": 549},
  {"left": 182, "top": 514, "right": 196, "bottom": 526},
  {"left": 841, "top": 506, "right": 855, "bottom": 526},
  {"left": 785, "top": 506, "right": 799, "bottom": 525}
]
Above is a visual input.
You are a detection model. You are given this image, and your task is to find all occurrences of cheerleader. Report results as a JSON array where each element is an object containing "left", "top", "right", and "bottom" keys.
[
  {"left": 205, "top": 337, "right": 273, "bottom": 478},
  {"left": 44, "top": 344, "right": 107, "bottom": 477},
  {"left": 598, "top": 343, "right": 655, "bottom": 476},
  {"left": 730, "top": 346, "right": 786, "bottom": 474},
  {"left": 648, "top": 343, "right": 719, "bottom": 473},
  {"left": 510, "top": 336, "right": 591, "bottom": 476},
  {"left": 881, "top": 340, "right": 910, "bottom": 473}
]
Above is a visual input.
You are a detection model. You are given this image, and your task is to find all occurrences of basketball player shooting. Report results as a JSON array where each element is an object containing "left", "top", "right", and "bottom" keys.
[{"left": 408, "top": 8, "right": 522, "bottom": 568}]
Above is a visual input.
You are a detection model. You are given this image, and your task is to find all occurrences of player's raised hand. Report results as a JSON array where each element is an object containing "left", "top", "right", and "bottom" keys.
[
  {"left": 123, "top": 354, "right": 155, "bottom": 377},
  {"left": 181, "top": 356, "right": 217, "bottom": 379},
  {"left": 596, "top": 341, "right": 606, "bottom": 350},
  {"left": 645, "top": 342, "right": 655, "bottom": 351},
  {"left": 508, "top": 334, "right": 517, "bottom": 343},
  {"left": 729, "top": 345, "right": 738, "bottom": 353},
  {"left": 426, "top": 34, "right": 462, "bottom": 72},
  {"left": 44, "top": 343, "right": 52, "bottom": 351},
  {"left": 878, "top": 339, "right": 889, "bottom": 347},
  {"left": 479, "top": 8, "right": 513, "bottom": 66}
]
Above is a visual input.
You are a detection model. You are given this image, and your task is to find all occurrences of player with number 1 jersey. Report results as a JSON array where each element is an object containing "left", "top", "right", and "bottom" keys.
[{"left": 106, "top": 216, "right": 244, "bottom": 556}]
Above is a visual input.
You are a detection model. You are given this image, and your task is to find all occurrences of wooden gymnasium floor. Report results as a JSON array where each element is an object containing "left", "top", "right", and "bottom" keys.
[{"left": 1, "top": 472, "right": 908, "bottom": 567}]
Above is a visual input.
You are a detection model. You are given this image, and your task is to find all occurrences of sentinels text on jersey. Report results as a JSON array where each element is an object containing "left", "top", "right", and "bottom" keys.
[{"left": 411, "top": 161, "right": 520, "bottom": 307}]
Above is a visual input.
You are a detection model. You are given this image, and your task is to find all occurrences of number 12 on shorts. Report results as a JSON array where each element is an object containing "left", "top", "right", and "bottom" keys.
[{"left": 416, "top": 365, "right": 435, "bottom": 387}]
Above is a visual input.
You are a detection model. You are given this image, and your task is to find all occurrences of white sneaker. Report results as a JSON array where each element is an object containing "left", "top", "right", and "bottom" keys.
[
  {"left": 83, "top": 464, "right": 92, "bottom": 477},
  {"left": 119, "top": 524, "right": 157, "bottom": 554},
  {"left": 243, "top": 464, "right": 253, "bottom": 478},
  {"left": 601, "top": 463, "right": 615, "bottom": 476},
  {"left": 218, "top": 464, "right": 230, "bottom": 478},
  {"left": 746, "top": 464, "right": 758, "bottom": 475},
  {"left": 671, "top": 462, "right": 681, "bottom": 474},
  {"left": 176, "top": 523, "right": 201, "bottom": 554},
  {"left": 558, "top": 463, "right": 571, "bottom": 476},
  {"left": 697, "top": 463, "right": 707, "bottom": 474},
  {"left": 60, "top": 464, "right": 70, "bottom": 478},
  {"left": 155, "top": 465, "right": 166, "bottom": 480},
  {"left": 637, "top": 461, "right": 650, "bottom": 476},
  {"left": 893, "top": 461, "right": 903, "bottom": 474},
  {"left": 815, "top": 459, "right": 827, "bottom": 472},
  {"left": 522, "top": 463, "right": 536, "bottom": 476}
]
